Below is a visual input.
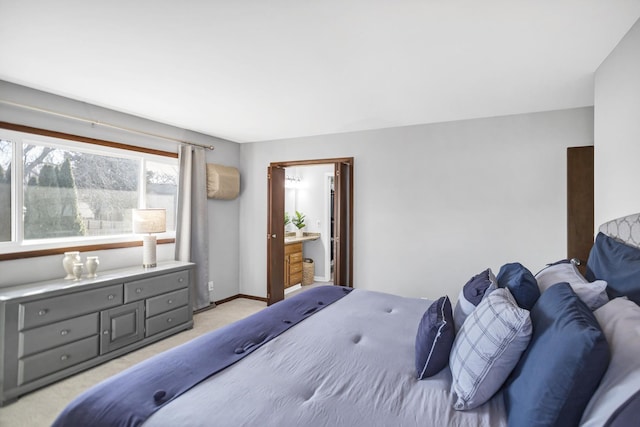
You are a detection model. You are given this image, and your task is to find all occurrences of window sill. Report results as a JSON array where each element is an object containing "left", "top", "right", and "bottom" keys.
[{"left": 0, "top": 238, "right": 175, "bottom": 261}]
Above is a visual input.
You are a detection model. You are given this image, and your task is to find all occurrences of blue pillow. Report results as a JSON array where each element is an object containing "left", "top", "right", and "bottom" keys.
[
  {"left": 453, "top": 268, "right": 497, "bottom": 332},
  {"left": 503, "top": 283, "right": 610, "bottom": 427},
  {"left": 415, "top": 296, "right": 454, "bottom": 379},
  {"left": 462, "top": 269, "right": 494, "bottom": 305},
  {"left": 586, "top": 232, "right": 640, "bottom": 304},
  {"left": 496, "top": 262, "right": 540, "bottom": 310}
]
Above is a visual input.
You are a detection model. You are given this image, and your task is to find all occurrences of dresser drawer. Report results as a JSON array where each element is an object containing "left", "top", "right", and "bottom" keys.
[
  {"left": 124, "top": 270, "right": 189, "bottom": 303},
  {"left": 145, "top": 306, "right": 191, "bottom": 337},
  {"left": 19, "top": 285, "right": 122, "bottom": 330},
  {"left": 290, "top": 252, "right": 303, "bottom": 264},
  {"left": 19, "top": 313, "right": 99, "bottom": 358},
  {"left": 145, "top": 288, "right": 189, "bottom": 318},
  {"left": 18, "top": 335, "right": 99, "bottom": 385}
]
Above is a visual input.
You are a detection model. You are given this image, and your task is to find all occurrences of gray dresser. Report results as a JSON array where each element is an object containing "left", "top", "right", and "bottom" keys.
[{"left": 0, "top": 261, "right": 194, "bottom": 406}]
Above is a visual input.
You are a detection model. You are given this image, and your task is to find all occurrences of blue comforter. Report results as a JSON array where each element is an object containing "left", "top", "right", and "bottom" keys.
[{"left": 52, "top": 286, "right": 352, "bottom": 427}]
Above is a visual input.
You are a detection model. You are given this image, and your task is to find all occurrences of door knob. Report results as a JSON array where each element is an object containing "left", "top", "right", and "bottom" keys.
[{"left": 271, "top": 234, "right": 276, "bottom": 238}]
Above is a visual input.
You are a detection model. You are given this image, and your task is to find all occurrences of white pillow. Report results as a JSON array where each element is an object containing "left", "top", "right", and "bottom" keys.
[
  {"left": 449, "top": 287, "right": 532, "bottom": 410},
  {"left": 580, "top": 297, "right": 640, "bottom": 426},
  {"left": 535, "top": 261, "right": 608, "bottom": 310}
]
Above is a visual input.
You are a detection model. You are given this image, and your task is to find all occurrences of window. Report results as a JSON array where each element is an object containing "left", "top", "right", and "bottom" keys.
[{"left": 0, "top": 127, "right": 178, "bottom": 256}]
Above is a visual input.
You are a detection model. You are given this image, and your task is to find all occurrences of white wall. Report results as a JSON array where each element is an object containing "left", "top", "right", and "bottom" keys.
[
  {"left": 0, "top": 81, "right": 240, "bottom": 301},
  {"left": 205, "top": 141, "right": 241, "bottom": 301},
  {"left": 0, "top": 79, "right": 601, "bottom": 303},
  {"left": 239, "top": 107, "right": 594, "bottom": 300},
  {"left": 594, "top": 18, "right": 640, "bottom": 227}
]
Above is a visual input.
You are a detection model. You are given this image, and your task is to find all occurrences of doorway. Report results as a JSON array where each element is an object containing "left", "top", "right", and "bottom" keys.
[{"left": 267, "top": 158, "right": 353, "bottom": 305}]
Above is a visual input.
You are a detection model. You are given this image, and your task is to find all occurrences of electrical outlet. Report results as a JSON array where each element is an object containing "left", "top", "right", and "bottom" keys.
[{"left": 208, "top": 281, "right": 214, "bottom": 291}]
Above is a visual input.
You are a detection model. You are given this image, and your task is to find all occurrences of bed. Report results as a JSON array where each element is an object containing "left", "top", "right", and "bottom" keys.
[{"left": 52, "top": 213, "right": 640, "bottom": 427}]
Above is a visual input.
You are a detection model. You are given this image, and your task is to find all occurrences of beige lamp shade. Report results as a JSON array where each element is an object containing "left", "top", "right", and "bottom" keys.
[
  {"left": 132, "top": 209, "right": 166, "bottom": 234},
  {"left": 132, "top": 209, "right": 166, "bottom": 268}
]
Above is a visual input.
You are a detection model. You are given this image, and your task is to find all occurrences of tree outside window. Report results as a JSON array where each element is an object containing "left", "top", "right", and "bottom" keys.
[{"left": 21, "top": 144, "right": 143, "bottom": 239}]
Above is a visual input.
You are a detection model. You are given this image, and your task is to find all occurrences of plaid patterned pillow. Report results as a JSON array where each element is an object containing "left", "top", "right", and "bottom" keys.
[{"left": 449, "top": 287, "right": 532, "bottom": 410}]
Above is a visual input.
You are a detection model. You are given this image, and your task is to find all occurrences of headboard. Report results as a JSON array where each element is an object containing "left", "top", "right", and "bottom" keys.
[{"left": 598, "top": 213, "right": 640, "bottom": 250}]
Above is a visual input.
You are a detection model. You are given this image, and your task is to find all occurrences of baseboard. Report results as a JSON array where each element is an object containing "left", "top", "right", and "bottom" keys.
[
  {"left": 284, "top": 284, "right": 302, "bottom": 294},
  {"left": 194, "top": 294, "right": 267, "bottom": 314},
  {"left": 214, "top": 293, "right": 268, "bottom": 305}
]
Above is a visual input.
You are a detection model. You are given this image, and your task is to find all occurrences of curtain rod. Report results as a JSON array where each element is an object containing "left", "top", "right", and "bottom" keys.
[{"left": 0, "top": 99, "right": 215, "bottom": 151}]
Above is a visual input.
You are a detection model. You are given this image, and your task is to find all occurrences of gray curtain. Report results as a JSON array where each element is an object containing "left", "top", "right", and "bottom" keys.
[{"left": 175, "top": 145, "right": 211, "bottom": 311}]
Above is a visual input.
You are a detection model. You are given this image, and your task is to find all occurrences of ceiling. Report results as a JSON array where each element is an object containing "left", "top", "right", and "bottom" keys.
[{"left": 1, "top": 1, "right": 640, "bottom": 143}]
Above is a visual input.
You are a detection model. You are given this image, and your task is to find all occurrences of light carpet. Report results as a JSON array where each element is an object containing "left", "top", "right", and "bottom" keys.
[{"left": 0, "top": 298, "right": 265, "bottom": 427}]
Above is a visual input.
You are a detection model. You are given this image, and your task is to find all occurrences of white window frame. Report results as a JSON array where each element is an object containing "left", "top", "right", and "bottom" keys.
[{"left": 0, "top": 127, "right": 177, "bottom": 256}]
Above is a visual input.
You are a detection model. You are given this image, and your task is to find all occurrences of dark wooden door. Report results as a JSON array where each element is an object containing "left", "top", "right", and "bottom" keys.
[
  {"left": 267, "top": 158, "right": 353, "bottom": 302},
  {"left": 334, "top": 161, "right": 352, "bottom": 286},
  {"left": 567, "top": 146, "right": 594, "bottom": 273},
  {"left": 267, "top": 166, "right": 285, "bottom": 305}
]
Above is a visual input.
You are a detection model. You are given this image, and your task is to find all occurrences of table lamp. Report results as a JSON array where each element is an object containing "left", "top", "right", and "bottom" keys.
[{"left": 132, "top": 208, "right": 166, "bottom": 268}]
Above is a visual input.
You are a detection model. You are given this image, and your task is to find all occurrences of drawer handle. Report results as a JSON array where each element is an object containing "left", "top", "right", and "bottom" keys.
[
  {"left": 103, "top": 330, "right": 109, "bottom": 335},
  {"left": 136, "top": 288, "right": 142, "bottom": 294},
  {"left": 60, "top": 354, "right": 69, "bottom": 361},
  {"left": 38, "top": 309, "right": 48, "bottom": 316},
  {"left": 167, "top": 299, "right": 173, "bottom": 305},
  {"left": 60, "top": 329, "right": 69, "bottom": 336},
  {"left": 166, "top": 318, "right": 173, "bottom": 323},
  {"left": 107, "top": 294, "right": 115, "bottom": 300},
  {"left": 178, "top": 278, "right": 184, "bottom": 283}
]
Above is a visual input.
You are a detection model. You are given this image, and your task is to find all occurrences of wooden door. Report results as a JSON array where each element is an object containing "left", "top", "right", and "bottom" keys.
[
  {"left": 267, "top": 166, "right": 285, "bottom": 305},
  {"left": 267, "top": 158, "right": 353, "bottom": 303},
  {"left": 334, "top": 161, "right": 352, "bottom": 286},
  {"left": 567, "top": 146, "right": 594, "bottom": 274}
]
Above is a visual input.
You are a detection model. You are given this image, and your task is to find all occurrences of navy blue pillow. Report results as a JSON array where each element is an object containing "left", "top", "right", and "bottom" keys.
[
  {"left": 496, "top": 263, "right": 540, "bottom": 310},
  {"left": 415, "top": 296, "right": 454, "bottom": 379},
  {"left": 504, "top": 283, "right": 610, "bottom": 427},
  {"left": 463, "top": 269, "right": 494, "bottom": 305},
  {"left": 453, "top": 268, "right": 497, "bottom": 332},
  {"left": 586, "top": 232, "right": 640, "bottom": 304}
]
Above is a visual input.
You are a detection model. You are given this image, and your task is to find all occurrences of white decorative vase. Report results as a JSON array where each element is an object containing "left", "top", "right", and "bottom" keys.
[
  {"left": 86, "top": 256, "right": 99, "bottom": 278},
  {"left": 63, "top": 251, "right": 81, "bottom": 280},
  {"left": 72, "top": 262, "right": 84, "bottom": 281},
  {"left": 296, "top": 229, "right": 303, "bottom": 237}
]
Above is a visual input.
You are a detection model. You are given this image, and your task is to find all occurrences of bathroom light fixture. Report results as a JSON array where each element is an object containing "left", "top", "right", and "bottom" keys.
[{"left": 132, "top": 208, "right": 166, "bottom": 268}]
